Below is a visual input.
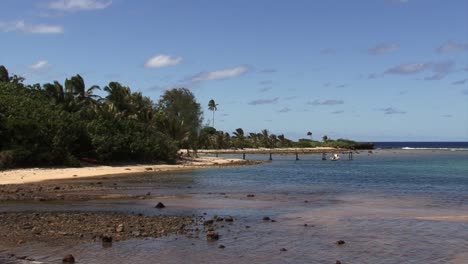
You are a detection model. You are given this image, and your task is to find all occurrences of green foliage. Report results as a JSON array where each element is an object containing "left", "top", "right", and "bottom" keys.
[
  {"left": 0, "top": 66, "right": 9, "bottom": 82},
  {"left": 0, "top": 65, "right": 193, "bottom": 169},
  {"left": 158, "top": 88, "right": 203, "bottom": 150}
]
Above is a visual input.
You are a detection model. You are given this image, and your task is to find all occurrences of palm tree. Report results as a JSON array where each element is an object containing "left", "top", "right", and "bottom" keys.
[
  {"left": 307, "top": 131, "right": 312, "bottom": 140},
  {"left": 322, "top": 135, "right": 329, "bottom": 142},
  {"left": 260, "top": 129, "right": 270, "bottom": 148},
  {"left": 248, "top": 132, "right": 258, "bottom": 148},
  {"left": 232, "top": 128, "right": 246, "bottom": 149},
  {"left": 208, "top": 99, "right": 218, "bottom": 127}
]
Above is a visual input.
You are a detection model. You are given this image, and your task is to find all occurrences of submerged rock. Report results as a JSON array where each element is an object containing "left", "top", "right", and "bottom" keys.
[
  {"left": 246, "top": 194, "right": 255, "bottom": 197},
  {"left": 206, "top": 231, "right": 219, "bottom": 241},
  {"left": 224, "top": 216, "right": 234, "bottom": 222},
  {"left": 101, "top": 235, "right": 113, "bottom": 243},
  {"left": 280, "top": 248, "right": 287, "bottom": 252},
  {"left": 336, "top": 261, "right": 342, "bottom": 264},
  {"left": 218, "top": 244, "right": 226, "bottom": 249},
  {"left": 336, "top": 240, "right": 346, "bottom": 245},
  {"left": 262, "top": 216, "right": 271, "bottom": 221},
  {"left": 203, "top": 220, "right": 214, "bottom": 225}
]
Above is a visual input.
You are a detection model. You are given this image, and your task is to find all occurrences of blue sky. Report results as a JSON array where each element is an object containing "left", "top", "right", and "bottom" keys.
[{"left": 1, "top": 0, "right": 467, "bottom": 141}]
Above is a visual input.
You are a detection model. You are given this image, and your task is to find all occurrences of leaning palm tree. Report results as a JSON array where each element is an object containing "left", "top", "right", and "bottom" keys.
[
  {"left": 208, "top": 99, "right": 218, "bottom": 127},
  {"left": 232, "top": 128, "right": 246, "bottom": 149}
]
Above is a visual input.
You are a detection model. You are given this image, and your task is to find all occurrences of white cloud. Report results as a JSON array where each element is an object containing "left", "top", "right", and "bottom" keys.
[
  {"left": 144, "top": 54, "right": 182, "bottom": 68},
  {"left": 29, "top": 60, "right": 51, "bottom": 70},
  {"left": 368, "top": 43, "right": 399, "bottom": 55},
  {"left": 384, "top": 61, "right": 455, "bottom": 80},
  {"left": 307, "top": 99, "right": 344, "bottom": 106},
  {"left": 248, "top": 97, "right": 279, "bottom": 105},
  {"left": 48, "top": 0, "right": 112, "bottom": 11},
  {"left": 0, "top": 20, "right": 63, "bottom": 34},
  {"left": 424, "top": 61, "right": 455, "bottom": 80},
  {"left": 187, "top": 66, "right": 249, "bottom": 82},
  {"left": 385, "top": 63, "right": 431, "bottom": 75},
  {"left": 436, "top": 41, "right": 468, "bottom": 53}
]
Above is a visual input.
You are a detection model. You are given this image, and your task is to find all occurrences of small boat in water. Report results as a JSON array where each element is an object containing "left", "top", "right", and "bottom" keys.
[{"left": 330, "top": 154, "right": 340, "bottom": 161}]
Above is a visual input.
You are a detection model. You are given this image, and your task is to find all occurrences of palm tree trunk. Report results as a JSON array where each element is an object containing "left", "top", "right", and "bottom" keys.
[{"left": 212, "top": 110, "right": 215, "bottom": 127}]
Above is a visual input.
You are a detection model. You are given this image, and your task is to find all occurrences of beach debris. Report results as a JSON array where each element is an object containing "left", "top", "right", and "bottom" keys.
[
  {"left": 206, "top": 230, "right": 219, "bottom": 241},
  {"left": 155, "top": 202, "right": 165, "bottom": 208},
  {"left": 62, "top": 254, "right": 75, "bottom": 263},
  {"left": 116, "top": 224, "right": 124, "bottom": 232},
  {"left": 219, "top": 244, "right": 226, "bottom": 249},
  {"left": 280, "top": 248, "right": 287, "bottom": 252},
  {"left": 262, "top": 216, "right": 271, "bottom": 221},
  {"left": 246, "top": 194, "right": 255, "bottom": 197},
  {"left": 145, "top": 167, "right": 153, "bottom": 171},
  {"left": 336, "top": 240, "right": 346, "bottom": 245}
]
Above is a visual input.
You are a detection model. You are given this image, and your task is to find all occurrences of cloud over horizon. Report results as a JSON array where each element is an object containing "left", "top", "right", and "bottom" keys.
[
  {"left": 331, "top": 110, "right": 344, "bottom": 114},
  {"left": 307, "top": 99, "right": 344, "bottom": 106},
  {"left": 368, "top": 43, "right": 399, "bottom": 55},
  {"left": 48, "top": 0, "right": 112, "bottom": 11},
  {"left": 278, "top": 107, "right": 291, "bottom": 113},
  {"left": 185, "top": 65, "right": 249, "bottom": 83},
  {"left": 378, "top": 107, "right": 406, "bottom": 115},
  {"left": 0, "top": 20, "right": 63, "bottom": 34},
  {"left": 144, "top": 54, "right": 182, "bottom": 68},
  {"left": 452, "top": 79, "right": 467, "bottom": 85},
  {"left": 248, "top": 97, "right": 279, "bottom": 105}
]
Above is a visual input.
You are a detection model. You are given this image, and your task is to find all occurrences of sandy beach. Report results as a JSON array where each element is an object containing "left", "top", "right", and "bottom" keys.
[{"left": 0, "top": 156, "right": 261, "bottom": 185}]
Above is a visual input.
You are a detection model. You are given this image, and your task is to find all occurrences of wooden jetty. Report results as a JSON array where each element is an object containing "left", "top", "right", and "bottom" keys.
[{"left": 192, "top": 148, "right": 354, "bottom": 161}]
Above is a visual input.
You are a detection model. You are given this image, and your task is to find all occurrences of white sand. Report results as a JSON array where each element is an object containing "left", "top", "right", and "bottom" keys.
[{"left": 0, "top": 156, "right": 247, "bottom": 185}]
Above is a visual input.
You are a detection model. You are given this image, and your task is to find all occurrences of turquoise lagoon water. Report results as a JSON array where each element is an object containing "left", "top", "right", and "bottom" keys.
[{"left": 1, "top": 149, "right": 467, "bottom": 264}]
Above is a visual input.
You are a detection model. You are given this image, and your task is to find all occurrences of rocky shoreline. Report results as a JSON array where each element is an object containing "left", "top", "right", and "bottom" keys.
[{"left": 0, "top": 211, "right": 198, "bottom": 246}]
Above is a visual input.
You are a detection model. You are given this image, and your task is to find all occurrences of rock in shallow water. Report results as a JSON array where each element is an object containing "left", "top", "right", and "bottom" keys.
[
  {"left": 155, "top": 202, "right": 165, "bottom": 208},
  {"left": 62, "top": 254, "right": 75, "bottom": 263}
]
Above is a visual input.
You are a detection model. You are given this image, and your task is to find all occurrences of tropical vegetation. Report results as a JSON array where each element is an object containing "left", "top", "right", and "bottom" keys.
[{"left": 0, "top": 65, "right": 372, "bottom": 169}]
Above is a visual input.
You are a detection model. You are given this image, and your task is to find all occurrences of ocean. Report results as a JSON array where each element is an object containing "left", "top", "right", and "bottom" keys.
[{"left": 1, "top": 147, "right": 467, "bottom": 264}]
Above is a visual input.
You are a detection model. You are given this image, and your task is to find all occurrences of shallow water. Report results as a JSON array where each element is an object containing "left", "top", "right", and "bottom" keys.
[{"left": 1, "top": 150, "right": 468, "bottom": 264}]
